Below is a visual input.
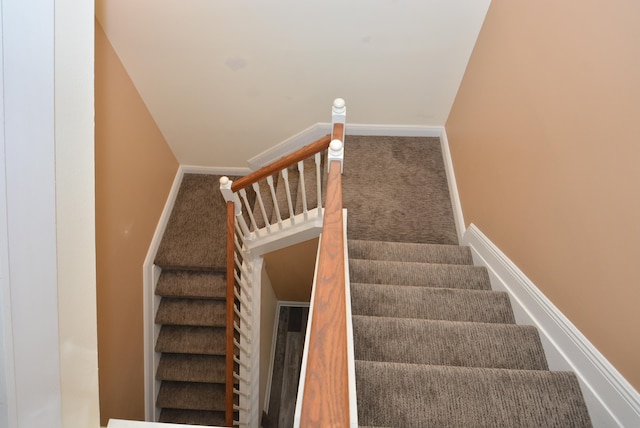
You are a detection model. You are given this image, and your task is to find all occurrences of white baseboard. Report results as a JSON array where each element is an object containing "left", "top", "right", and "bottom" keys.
[
  {"left": 143, "top": 167, "right": 184, "bottom": 422},
  {"left": 180, "top": 165, "right": 251, "bottom": 176},
  {"left": 438, "top": 128, "right": 466, "bottom": 241},
  {"left": 247, "top": 123, "right": 449, "bottom": 170},
  {"left": 462, "top": 224, "right": 640, "bottom": 428},
  {"left": 247, "top": 124, "right": 332, "bottom": 170},
  {"left": 345, "top": 123, "right": 442, "bottom": 137}
]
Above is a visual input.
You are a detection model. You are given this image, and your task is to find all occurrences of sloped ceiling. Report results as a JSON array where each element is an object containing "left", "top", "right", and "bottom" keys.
[{"left": 96, "top": 0, "right": 490, "bottom": 168}]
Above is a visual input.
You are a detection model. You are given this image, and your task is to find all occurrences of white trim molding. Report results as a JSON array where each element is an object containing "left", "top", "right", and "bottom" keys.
[
  {"left": 247, "top": 123, "right": 332, "bottom": 170},
  {"left": 438, "top": 128, "right": 466, "bottom": 240},
  {"left": 462, "top": 224, "right": 640, "bottom": 428},
  {"left": 143, "top": 167, "right": 184, "bottom": 421},
  {"left": 248, "top": 123, "right": 446, "bottom": 170},
  {"left": 181, "top": 165, "right": 251, "bottom": 176}
]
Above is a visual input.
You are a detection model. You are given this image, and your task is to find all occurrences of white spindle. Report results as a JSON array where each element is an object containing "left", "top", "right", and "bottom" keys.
[
  {"left": 239, "top": 188, "right": 260, "bottom": 237},
  {"left": 234, "top": 305, "right": 251, "bottom": 327},
  {"left": 298, "top": 160, "right": 309, "bottom": 220},
  {"left": 234, "top": 254, "right": 251, "bottom": 280},
  {"left": 233, "top": 288, "right": 252, "bottom": 316},
  {"left": 233, "top": 388, "right": 249, "bottom": 398},
  {"left": 234, "top": 338, "right": 250, "bottom": 355},
  {"left": 252, "top": 182, "right": 272, "bottom": 232},
  {"left": 234, "top": 321, "right": 251, "bottom": 341},
  {"left": 232, "top": 195, "right": 252, "bottom": 242},
  {"left": 266, "top": 175, "right": 283, "bottom": 228},
  {"left": 315, "top": 152, "right": 322, "bottom": 216},
  {"left": 234, "top": 355, "right": 248, "bottom": 369},
  {"left": 281, "top": 168, "right": 295, "bottom": 224}
]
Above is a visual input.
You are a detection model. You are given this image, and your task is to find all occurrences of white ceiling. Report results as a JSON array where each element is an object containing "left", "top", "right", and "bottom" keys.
[{"left": 96, "top": 0, "right": 490, "bottom": 168}]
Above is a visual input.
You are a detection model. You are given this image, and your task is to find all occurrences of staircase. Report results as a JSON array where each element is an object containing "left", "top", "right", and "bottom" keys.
[
  {"left": 153, "top": 173, "right": 232, "bottom": 426},
  {"left": 149, "top": 131, "right": 592, "bottom": 426},
  {"left": 341, "top": 136, "right": 591, "bottom": 426},
  {"left": 348, "top": 239, "right": 591, "bottom": 427}
]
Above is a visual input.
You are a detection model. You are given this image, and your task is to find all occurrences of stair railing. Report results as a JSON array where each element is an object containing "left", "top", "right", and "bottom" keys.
[
  {"left": 219, "top": 99, "right": 348, "bottom": 427},
  {"left": 294, "top": 121, "right": 356, "bottom": 427}
]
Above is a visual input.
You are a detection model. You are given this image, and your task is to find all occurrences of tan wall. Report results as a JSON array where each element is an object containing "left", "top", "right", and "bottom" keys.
[
  {"left": 95, "top": 21, "right": 179, "bottom": 424},
  {"left": 446, "top": 1, "right": 640, "bottom": 390},
  {"left": 264, "top": 238, "right": 319, "bottom": 302}
]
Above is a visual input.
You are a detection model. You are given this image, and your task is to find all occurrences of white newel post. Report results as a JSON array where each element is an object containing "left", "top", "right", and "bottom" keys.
[
  {"left": 328, "top": 139, "right": 344, "bottom": 173},
  {"left": 220, "top": 176, "right": 251, "bottom": 239},
  {"left": 332, "top": 98, "right": 346, "bottom": 143}
]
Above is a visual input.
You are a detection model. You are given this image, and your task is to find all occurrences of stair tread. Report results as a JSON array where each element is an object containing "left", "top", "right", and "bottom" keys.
[
  {"left": 349, "top": 258, "right": 491, "bottom": 290},
  {"left": 154, "top": 174, "right": 230, "bottom": 270},
  {"left": 156, "top": 298, "right": 226, "bottom": 327},
  {"left": 353, "top": 315, "right": 548, "bottom": 370},
  {"left": 156, "top": 270, "right": 226, "bottom": 299},
  {"left": 156, "top": 381, "right": 225, "bottom": 411},
  {"left": 159, "top": 408, "right": 226, "bottom": 426},
  {"left": 155, "top": 325, "right": 226, "bottom": 355},
  {"left": 348, "top": 239, "right": 473, "bottom": 265},
  {"left": 356, "top": 360, "right": 592, "bottom": 428},
  {"left": 156, "top": 353, "right": 226, "bottom": 383},
  {"left": 351, "top": 283, "right": 515, "bottom": 324}
]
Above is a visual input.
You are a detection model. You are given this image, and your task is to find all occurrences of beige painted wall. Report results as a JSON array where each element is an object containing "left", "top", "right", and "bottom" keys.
[
  {"left": 446, "top": 1, "right": 640, "bottom": 391},
  {"left": 95, "top": 21, "right": 179, "bottom": 424},
  {"left": 264, "top": 238, "right": 319, "bottom": 302}
]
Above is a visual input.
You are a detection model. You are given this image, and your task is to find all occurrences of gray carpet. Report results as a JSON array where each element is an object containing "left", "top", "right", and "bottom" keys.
[
  {"left": 348, "top": 240, "right": 592, "bottom": 427},
  {"left": 343, "top": 136, "right": 457, "bottom": 245},
  {"left": 148, "top": 136, "right": 591, "bottom": 427},
  {"left": 356, "top": 361, "right": 591, "bottom": 428},
  {"left": 155, "top": 174, "right": 231, "bottom": 270},
  {"left": 152, "top": 174, "right": 235, "bottom": 425}
]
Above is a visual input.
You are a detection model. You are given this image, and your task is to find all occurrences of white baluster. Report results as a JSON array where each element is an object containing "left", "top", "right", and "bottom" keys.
[
  {"left": 234, "top": 321, "right": 251, "bottom": 341},
  {"left": 239, "top": 188, "right": 260, "bottom": 237},
  {"left": 281, "top": 168, "right": 295, "bottom": 225},
  {"left": 266, "top": 175, "right": 283, "bottom": 228},
  {"left": 234, "top": 355, "right": 249, "bottom": 369},
  {"left": 298, "top": 160, "right": 308, "bottom": 220},
  {"left": 232, "top": 194, "right": 251, "bottom": 241},
  {"left": 252, "top": 182, "right": 272, "bottom": 232},
  {"left": 234, "top": 338, "right": 250, "bottom": 356}
]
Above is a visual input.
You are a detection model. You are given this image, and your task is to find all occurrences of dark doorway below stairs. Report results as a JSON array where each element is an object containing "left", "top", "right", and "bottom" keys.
[{"left": 263, "top": 305, "right": 309, "bottom": 428}]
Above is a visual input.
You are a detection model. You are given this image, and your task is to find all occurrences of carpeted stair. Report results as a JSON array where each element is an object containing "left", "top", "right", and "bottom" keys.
[
  {"left": 343, "top": 136, "right": 592, "bottom": 427},
  {"left": 150, "top": 135, "right": 592, "bottom": 427},
  {"left": 153, "top": 173, "right": 232, "bottom": 426}
]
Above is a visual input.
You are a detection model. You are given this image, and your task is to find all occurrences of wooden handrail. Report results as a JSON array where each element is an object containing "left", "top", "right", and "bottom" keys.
[
  {"left": 225, "top": 201, "right": 235, "bottom": 427},
  {"left": 231, "top": 135, "right": 332, "bottom": 192},
  {"left": 300, "top": 159, "right": 349, "bottom": 427}
]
